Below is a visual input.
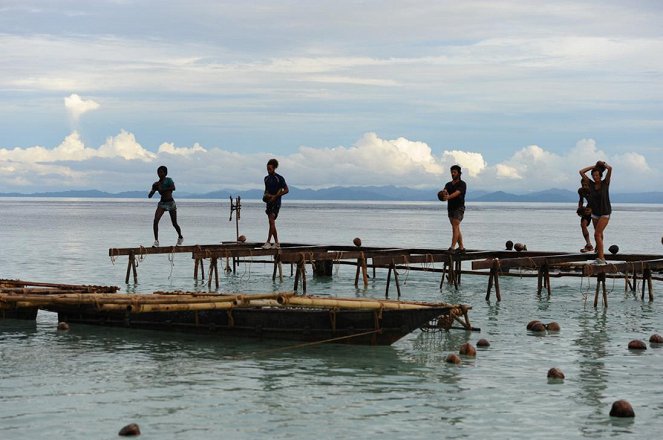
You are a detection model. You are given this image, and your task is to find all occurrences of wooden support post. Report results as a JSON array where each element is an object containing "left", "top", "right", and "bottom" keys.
[
  {"left": 361, "top": 253, "right": 369, "bottom": 287},
  {"left": 447, "top": 255, "right": 458, "bottom": 289},
  {"left": 632, "top": 272, "right": 638, "bottom": 292},
  {"left": 642, "top": 269, "right": 654, "bottom": 301},
  {"left": 272, "top": 255, "right": 284, "bottom": 283},
  {"left": 455, "top": 259, "right": 462, "bottom": 285},
  {"left": 594, "top": 273, "right": 607, "bottom": 308},
  {"left": 439, "top": 261, "right": 448, "bottom": 289},
  {"left": 272, "top": 255, "right": 280, "bottom": 281},
  {"left": 536, "top": 267, "right": 543, "bottom": 296},
  {"left": 293, "top": 260, "right": 306, "bottom": 293},
  {"left": 300, "top": 262, "right": 307, "bottom": 294},
  {"left": 385, "top": 265, "right": 392, "bottom": 298},
  {"left": 207, "top": 257, "right": 219, "bottom": 289},
  {"left": 194, "top": 257, "right": 205, "bottom": 280},
  {"left": 125, "top": 252, "right": 137, "bottom": 284},
  {"left": 544, "top": 265, "right": 551, "bottom": 297},
  {"left": 485, "top": 260, "right": 501, "bottom": 301},
  {"left": 393, "top": 265, "right": 402, "bottom": 299}
]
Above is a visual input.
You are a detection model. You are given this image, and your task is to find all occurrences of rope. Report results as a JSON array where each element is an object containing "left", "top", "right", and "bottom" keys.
[
  {"left": 109, "top": 248, "right": 119, "bottom": 265},
  {"left": 229, "top": 329, "right": 382, "bottom": 359},
  {"left": 137, "top": 246, "right": 147, "bottom": 265}
]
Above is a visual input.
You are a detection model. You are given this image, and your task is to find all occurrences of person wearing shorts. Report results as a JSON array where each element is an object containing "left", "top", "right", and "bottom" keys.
[
  {"left": 261, "top": 158, "right": 288, "bottom": 249},
  {"left": 579, "top": 161, "right": 612, "bottom": 265},
  {"left": 441, "top": 164, "right": 466, "bottom": 253},
  {"left": 148, "top": 165, "right": 183, "bottom": 247}
]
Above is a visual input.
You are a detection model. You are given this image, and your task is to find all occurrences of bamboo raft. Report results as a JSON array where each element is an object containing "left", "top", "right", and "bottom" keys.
[
  {"left": 108, "top": 243, "right": 662, "bottom": 307},
  {"left": 0, "top": 279, "right": 474, "bottom": 345}
]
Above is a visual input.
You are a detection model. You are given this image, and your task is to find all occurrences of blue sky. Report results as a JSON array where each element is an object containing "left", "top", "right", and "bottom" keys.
[{"left": 0, "top": 0, "right": 661, "bottom": 193}]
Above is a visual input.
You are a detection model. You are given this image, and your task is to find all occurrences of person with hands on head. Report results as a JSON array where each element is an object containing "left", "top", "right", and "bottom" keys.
[
  {"left": 579, "top": 161, "right": 612, "bottom": 265},
  {"left": 148, "top": 165, "right": 183, "bottom": 247}
]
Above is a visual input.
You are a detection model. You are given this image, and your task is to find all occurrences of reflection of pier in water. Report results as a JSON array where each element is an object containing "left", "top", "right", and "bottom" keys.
[{"left": 108, "top": 242, "right": 663, "bottom": 307}]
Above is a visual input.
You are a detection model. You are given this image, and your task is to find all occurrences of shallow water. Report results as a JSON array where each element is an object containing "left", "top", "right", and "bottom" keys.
[{"left": 1, "top": 199, "right": 662, "bottom": 438}]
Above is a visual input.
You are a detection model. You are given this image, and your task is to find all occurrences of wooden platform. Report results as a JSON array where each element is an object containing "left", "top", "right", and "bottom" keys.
[{"left": 107, "top": 243, "right": 662, "bottom": 308}]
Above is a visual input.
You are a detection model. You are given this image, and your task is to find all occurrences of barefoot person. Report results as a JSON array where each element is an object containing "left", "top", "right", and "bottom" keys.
[
  {"left": 577, "top": 179, "right": 594, "bottom": 253},
  {"left": 148, "top": 165, "right": 183, "bottom": 247},
  {"left": 440, "top": 164, "right": 466, "bottom": 253},
  {"left": 579, "top": 161, "right": 612, "bottom": 265},
  {"left": 262, "top": 158, "right": 288, "bottom": 249}
]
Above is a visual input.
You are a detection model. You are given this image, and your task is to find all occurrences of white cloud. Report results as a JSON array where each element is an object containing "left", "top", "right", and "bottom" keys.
[
  {"left": 158, "top": 142, "right": 207, "bottom": 156},
  {"left": 64, "top": 93, "right": 100, "bottom": 121},
  {"left": 0, "top": 131, "right": 659, "bottom": 193}
]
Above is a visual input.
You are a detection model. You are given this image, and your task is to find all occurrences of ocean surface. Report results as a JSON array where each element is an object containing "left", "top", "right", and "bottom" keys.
[{"left": 1, "top": 198, "right": 662, "bottom": 439}]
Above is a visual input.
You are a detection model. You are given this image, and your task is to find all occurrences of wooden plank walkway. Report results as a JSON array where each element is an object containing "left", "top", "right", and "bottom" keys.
[{"left": 107, "top": 243, "right": 663, "bottom": 307}]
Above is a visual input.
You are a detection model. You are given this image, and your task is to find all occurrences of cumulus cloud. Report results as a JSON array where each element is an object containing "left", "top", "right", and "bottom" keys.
[
  {"left": 0, "top": 131, "right": 658, "bottom": 193},
  {"left": 64, "top": 93, "right": 100, "bottom": 122},
  {"left": 158, "top": 142, "right": 207, "bottom": 156}
]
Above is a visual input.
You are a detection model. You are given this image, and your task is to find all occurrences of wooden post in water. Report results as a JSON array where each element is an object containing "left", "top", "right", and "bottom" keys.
[
  {"left": 594, "top": 273, "right": 607, "bottom": 308},
  {"left": 207, "top": 257, "right": 219, "bottom": 289},
  {"left": 354, "top": 252, "right": 369, "bottom": 288},
  {"left": 125, "top": 251, "right": 137, "bottom": 284},
  {"left": 485, "top": 259, "right": 501, "bottom": 301}
]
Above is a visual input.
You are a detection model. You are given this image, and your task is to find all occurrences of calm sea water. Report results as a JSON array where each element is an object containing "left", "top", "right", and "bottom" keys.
[{"left": 1, "top": 198, "right": 662, "bottom": 439}]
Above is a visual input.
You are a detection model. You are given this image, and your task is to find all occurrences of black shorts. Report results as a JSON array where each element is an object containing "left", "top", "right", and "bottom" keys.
[
  {"left": 448, "top": 207, "right": 465, "bottom": 222},
  {"left": 265, "top": 204, "right": 280, "bottom": 219}
]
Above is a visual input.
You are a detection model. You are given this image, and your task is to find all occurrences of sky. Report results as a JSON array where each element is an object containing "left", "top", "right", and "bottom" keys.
[{"left": 0, "top": 0, "right": 661, "bottom": 194}]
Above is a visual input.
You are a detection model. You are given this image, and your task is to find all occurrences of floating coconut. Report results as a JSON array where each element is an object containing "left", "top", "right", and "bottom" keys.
[
  {"left": 608, "top": 244, "right": 619, "bottom": 254},
  {"left": 57, "top": 322, "right": 69, "bottom": 331},
  {"left": 546, "top": 322, "right": 561, "bottom": 332},
  {"left": 649, "top": 334, "right": 663, "bottom": 344},
  {"left": 237, "top": 235, "right": 246, "bottom": 243},
  {"left": 476, "top": 338, "right": 490, "bottom": 347},
  {"left": 514, "top": 243, "right": 528, "bottom": 252},
  {"left": 118, "top": 423, "right": 141, "bottom": 436},
  {"left": 353, "top": 237, "right": 362, "bottom": 247},
  {"left": 445, "top": 353, "right": 461, "bottom": 364},
  {"left": 459, "top": 342, "right": 476, "bottom": 357},
  {"left": 527, "top": 320, "right": 542, "bottom": 330},
  {"left": 628, "top": 340, "right": 647, "bottom": 350},
  {"left": 609, "top": 400, "right": 635, "bottom": 418},
  {"left": 547, "top": 367, "right": 565, "bottom": 380},
  {"left": 529, "top": 322, "right": 546, "bottom": 332}
]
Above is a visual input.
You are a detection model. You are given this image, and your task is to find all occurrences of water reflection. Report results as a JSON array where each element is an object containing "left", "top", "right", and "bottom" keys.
[{"left": 574, "top": 309, "right": 610, "bottom": 436}]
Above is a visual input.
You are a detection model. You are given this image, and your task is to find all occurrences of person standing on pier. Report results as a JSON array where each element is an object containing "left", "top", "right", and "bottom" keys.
[
  {"left": 148, "top": 165, "right": 183, "bottom": 247},
  {"left": 440, "top": 164, "right": 466, "bottom": 253},
  {"left": 577, "top": 179, "right": 594, "bottom": 253},
  {"left": 262, "top": 158, "right": 289, "bottom": 249},
  {"left": 580, "top": 161, "right": 612, "bottom": 265}
]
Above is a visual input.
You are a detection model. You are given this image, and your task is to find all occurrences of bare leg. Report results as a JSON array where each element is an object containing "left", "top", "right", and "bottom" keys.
[
  {"left": 153, "top": 207, "right": 166, "bottom": 241},
  {"left": 451, "top": 218, "right": 464, "bottom": 249},
  {"left": 594, "top": 217, "right": 609, "bottom": 260},
  {"left": 168, "top": 209, "right": 183, "bottom": 238},
  {"left": 581, "top": 219, "right": 592, "bottom": 247},
  {"left": 267, "top": 213, "right": 278, "bottom": 244}
]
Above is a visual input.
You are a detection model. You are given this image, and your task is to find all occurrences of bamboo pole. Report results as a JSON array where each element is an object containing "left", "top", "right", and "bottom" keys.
[{"left": 277, "top": 295, "right": 443, "bottom": 310}]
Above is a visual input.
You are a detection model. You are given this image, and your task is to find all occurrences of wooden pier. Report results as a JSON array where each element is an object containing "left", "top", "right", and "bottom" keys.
[{"left": 108, "top": 243, "right": 663, "bottom": 307}]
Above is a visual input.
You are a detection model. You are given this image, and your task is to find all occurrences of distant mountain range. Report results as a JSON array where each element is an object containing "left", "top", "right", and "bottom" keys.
[{"left": 1, "top": 186, "right": 663, "bottom": 203}]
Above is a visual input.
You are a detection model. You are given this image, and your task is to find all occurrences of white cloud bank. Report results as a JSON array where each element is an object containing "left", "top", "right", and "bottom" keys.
[{"left": 0, "top": 132, "right": 656, "bottom": 193}]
